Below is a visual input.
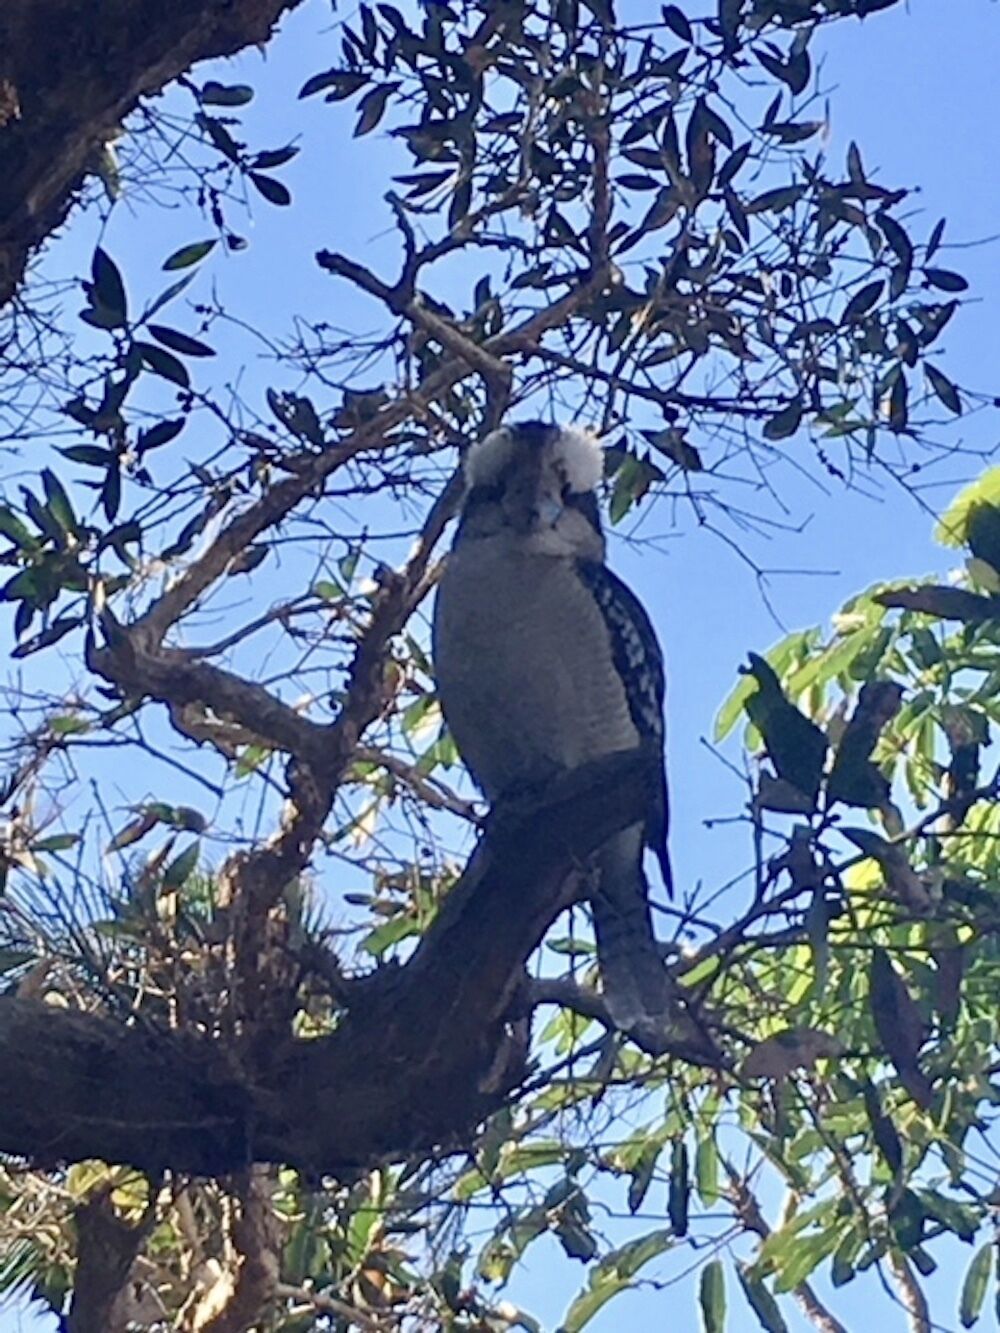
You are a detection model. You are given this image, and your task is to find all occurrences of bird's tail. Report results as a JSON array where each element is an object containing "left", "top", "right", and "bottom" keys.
[{"left": 590, "top": 824, "right": 677, "bottom": 1033}]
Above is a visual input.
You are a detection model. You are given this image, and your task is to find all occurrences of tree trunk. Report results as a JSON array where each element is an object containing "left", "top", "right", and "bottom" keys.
[{"left": 0, "top": 0, "right": 303, "bottom": 306}]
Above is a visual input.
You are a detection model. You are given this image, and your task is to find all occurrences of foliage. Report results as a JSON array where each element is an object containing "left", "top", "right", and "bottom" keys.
[{"left": 0, "top": 1, "right": 998, "bottom": 1331}]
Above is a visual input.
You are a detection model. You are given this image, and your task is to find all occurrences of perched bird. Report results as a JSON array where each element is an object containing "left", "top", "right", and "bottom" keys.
[{"left": 432, "top": 419, "right": 676, "bottom": 1035}]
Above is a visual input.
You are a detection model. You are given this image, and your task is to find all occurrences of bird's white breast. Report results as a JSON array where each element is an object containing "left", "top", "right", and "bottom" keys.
[{"left": 433, "top": 538, "right": 639, "bottom": 800}]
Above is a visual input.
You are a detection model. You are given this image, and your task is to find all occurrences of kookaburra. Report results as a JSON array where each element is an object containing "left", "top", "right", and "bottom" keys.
[{"left": 433, "top": 419, "right": 676, "bottom": 1034}]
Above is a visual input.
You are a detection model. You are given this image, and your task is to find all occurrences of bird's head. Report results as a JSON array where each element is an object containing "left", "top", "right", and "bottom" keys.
[{"left": 456, "top": 419, "right": 605, "bottom": 557}]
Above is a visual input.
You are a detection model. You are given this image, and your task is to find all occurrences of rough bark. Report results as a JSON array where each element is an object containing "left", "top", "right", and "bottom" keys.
[
  {"left": 0, "top": 750, "right": 658, "bottom": 1177},
  {"left": 0, "top": 0, "right": 303, "bottom": 306}
]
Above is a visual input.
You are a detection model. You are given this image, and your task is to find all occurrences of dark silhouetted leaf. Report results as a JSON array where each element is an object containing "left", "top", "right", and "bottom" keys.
[
  {"left": 266, "top": 389, "right": 324, "bottom": 445},
  {"left": 11, "top": 615, "right": 84, "bottom": 658},
  {"left": 925, "top": 363, "right": 961, "bottom": 414},
  {"left": 58, "top": 445, "right": 116, "bottom": 468},
  {"left": 842, "top": 279, "right": 883, "bottom": 324},
  {"left": 90, "top": 247, "right": 127, "bottom": 325},
  {"left": 763, "top": 401, "right": 802, "bottom": 441},
  {"left": 827, "top": 680, "right": 902, "bottom": 807},
  {"left": 136, "top": 341, "right": 190, "bottom": 387},
  {"left": 717, "top": 0, "right": 740, "bottom": 54},
  {"left": 746, "top": 186, "right": 805, "bottom": 215},
  {"left": 252, "top": 146, "right": 299, "bottom": 170},
  {"left": 137, "top": 419, "right": 186, "bottom": 454},
  {"left": 299, "top": 68, "right": 368, "bottom": 100},
  {"left": 877, "top": 212, "right": 913, "bottom": 272},
  {"left": 148, "top": 325, "right": 216, "bottom": 358},
  {"left": 196, "top": 114, "right": 240, "bottom": 162},
  {"left": 875, "top": 584, "right": 1000, "bottom": 623},
  {"left": 227, "top": 545, "right": 269, "bottom": 576},
  {"left": 861, "top": 1078, "right": 902, "bottom": 1175},
  {"left": 200, "top": 81, "right": 254, "bottom": 106},
  {"left": 925, "top": 217, "right": 945, "bottom": 261},
  {"left": 355, "top": 83, "right": 398, "bottom": 137},
  {"left": 924, "top": 268, "right": 967, "bottom": 293},
  {"left": 870, "top": 948, "right": 932, "bottom": 1107},
  {"left": 661, "top": 5, "right": 692, "bottom": 42},
  {"left": 667, "top": 1141, "right": 689, "bottom": 1237},
  {"left": 743, "top": 653, "right": 828, "bottom": 805},
  {"left": 250, "top": 173, "right": 291, "bottom": 206},
  {"left": 887, "top": 371, "right": 908, "bottom": 432}
]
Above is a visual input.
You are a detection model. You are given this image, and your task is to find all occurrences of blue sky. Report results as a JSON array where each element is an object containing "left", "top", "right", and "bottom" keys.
[{"left": 5, "top": 0, "right": 1000, "bottom": 1329}]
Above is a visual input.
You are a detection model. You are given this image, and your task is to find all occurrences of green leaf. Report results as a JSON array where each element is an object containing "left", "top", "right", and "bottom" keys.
[
  {"left": 935, "top": 468, "right": 1000, "bottom": 548},
  {"left": 966, "top": 503, "right": 1000, "bottom": 572},
  {"left": 163, "top": 841, "right": 200, "bottom": 890},
  {"left": 695, "top": 1129, "right": 719, "bottom": 1205},
  {"left": 41, "top": 468, "right": 78, "bottom": 535},
  {"left": 362, "top": 914, "right": 420, "bottom": 957},
  {"left": 162, "top": 240, "right": 217, "bottom": 271},
  {"left": 0, "top": 506, "right": 37, "bottom": 550},
  {"left": 148, "top": 325, "right": 216, "bottom": 358},
  {"left": 560, "top": 1232, "right": 673, "bottom": 1332},
  {"left": 959, "top": 1243, "right": 992, "bottom": 1328},
  {"left": 627, "top": 1145, "right": 657, "bottom": 1214},
  {"left": 699, "top": 1260, "right": 726, "bottom": 1333},
  {"left": 918, "top": 1190, "right": 980, "bottom": 1244},
  {"left": 34, "top": 833, "right": 80, "bottom": 852}
]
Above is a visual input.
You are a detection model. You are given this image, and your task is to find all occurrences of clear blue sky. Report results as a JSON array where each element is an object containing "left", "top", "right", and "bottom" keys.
[{"left": 5, "top": 1, "right": 1000, "bottom": 1329}]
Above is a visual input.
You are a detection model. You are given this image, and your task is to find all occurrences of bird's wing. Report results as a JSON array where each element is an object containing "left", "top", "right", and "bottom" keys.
[{"left": 575, "top": 560, "right": 672, "bottom": 894}]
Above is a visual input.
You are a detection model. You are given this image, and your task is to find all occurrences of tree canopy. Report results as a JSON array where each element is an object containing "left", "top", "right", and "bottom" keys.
[{"left": 0, "top": 1, "right": 999, "bottom": 1330}]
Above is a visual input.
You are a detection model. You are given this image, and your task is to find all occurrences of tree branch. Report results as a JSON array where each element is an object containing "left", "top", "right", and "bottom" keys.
[
  {"left": 0, "top": 749, "right": 658, "bottom": 1176},
  {"left": 0, "top": 0, "right": 303, "bottom": 306}
]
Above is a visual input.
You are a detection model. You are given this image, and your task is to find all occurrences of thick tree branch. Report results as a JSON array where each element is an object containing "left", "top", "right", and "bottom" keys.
[
  {"left": 196, "top": 1169, "right": 282, "bottom": 1333},
  {"left": 0, "top": 0, "right": 303, "bottom": 306},
  {"left": 0, "top": 749, "right": 657, "bottom": 1176},
  {"left": 67, "top": 1188, "right": 156, "bottom": 1333}
]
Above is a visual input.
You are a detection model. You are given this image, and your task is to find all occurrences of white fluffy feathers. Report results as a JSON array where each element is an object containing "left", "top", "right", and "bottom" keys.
[{"left": 465, "top": 423, "right": 604, "bottom": 494}]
